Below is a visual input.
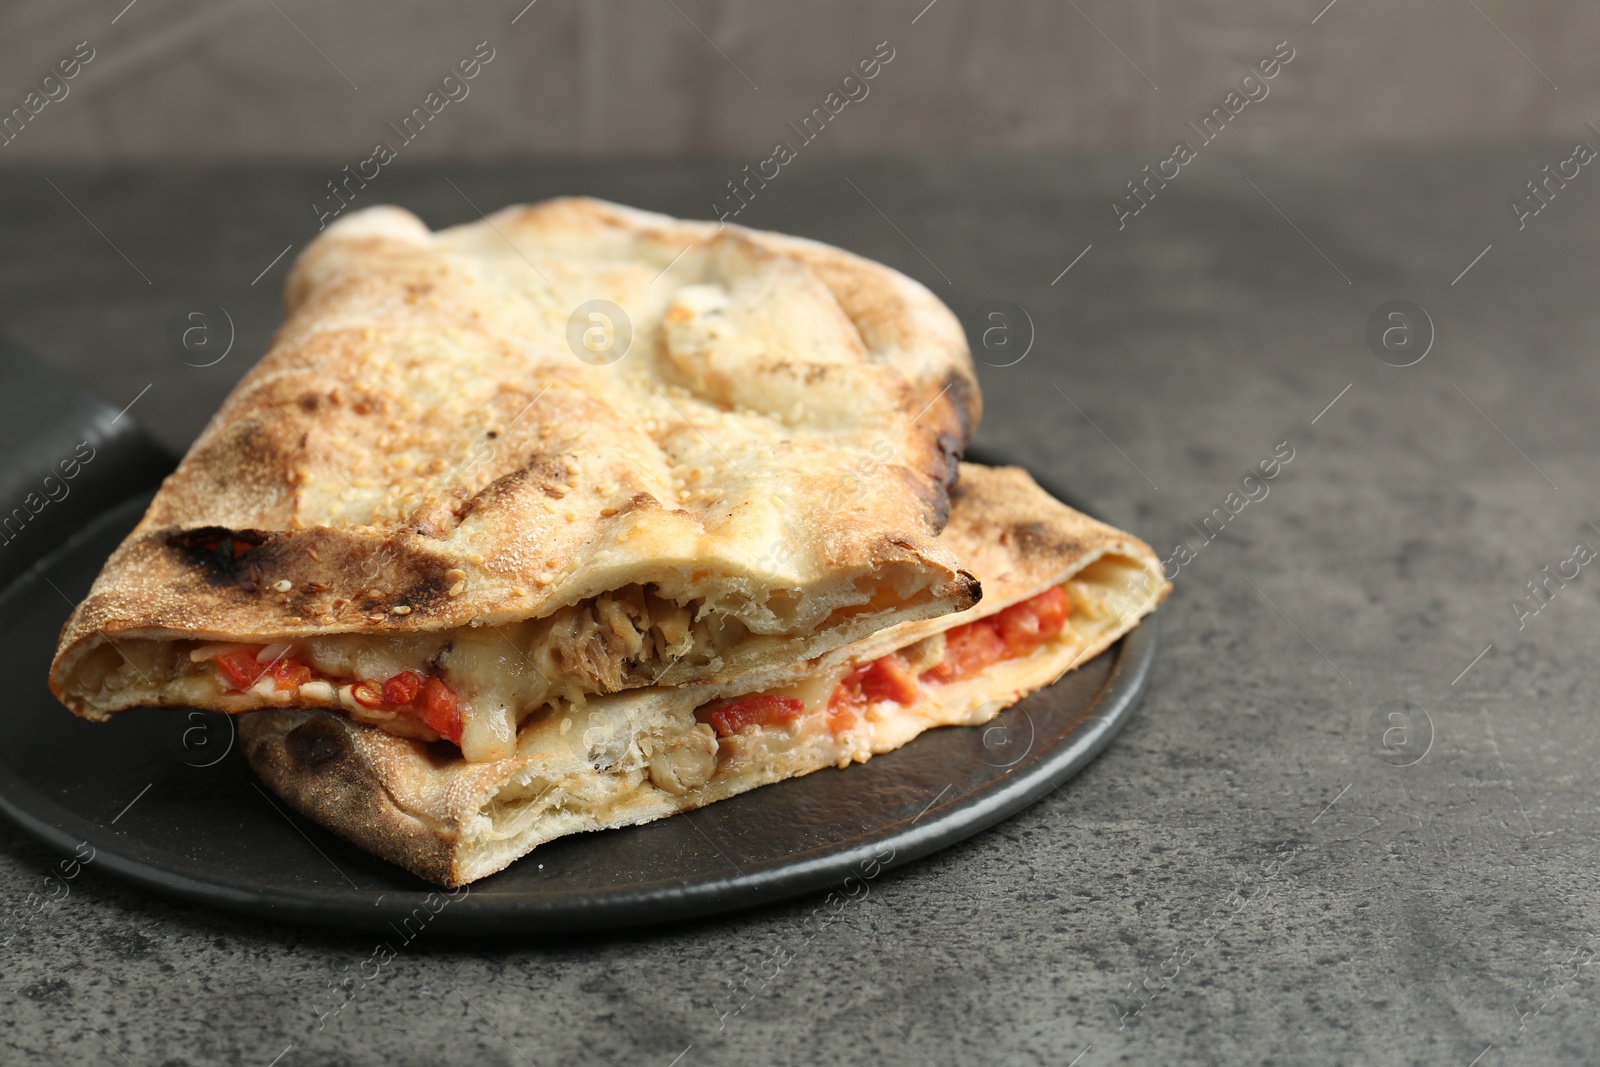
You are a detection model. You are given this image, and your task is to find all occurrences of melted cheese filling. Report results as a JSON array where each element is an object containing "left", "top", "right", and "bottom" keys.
[
  {"left": 77, "top": 558, "right": 1156, "bottom": 766},
  {"left": 72, "top": 585, "right": 749, "bottom": 760},
  {"left": 687, "top": 556, "right": 1159, "bottom": 771}
]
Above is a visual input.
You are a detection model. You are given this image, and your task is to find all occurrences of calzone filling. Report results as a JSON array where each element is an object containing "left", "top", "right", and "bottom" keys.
[
  {"left": 649, "top": 557, "right": 1149, "bottom": 795},
  {"left": 67, "top": 584, "right": 806, "bottom": 761},
  {"left": 73, "top": 555, "right": 1138, "bottom": 768}
]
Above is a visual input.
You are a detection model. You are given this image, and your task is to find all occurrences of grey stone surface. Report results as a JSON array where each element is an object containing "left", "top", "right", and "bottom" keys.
[
  {"left": 2, "top": 152, "right": 1598, "bottom": 1065},
  {"left": 1, "top": 1, "right": 1597, "bottom": 161}
]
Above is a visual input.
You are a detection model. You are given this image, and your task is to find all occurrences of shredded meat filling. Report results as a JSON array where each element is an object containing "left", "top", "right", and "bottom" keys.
[
  {"left": 74, "top": 583, "right": 759, "bottom": 762},
  {"left": 529, "top": 586, "right": 715, "bottom": 699}
]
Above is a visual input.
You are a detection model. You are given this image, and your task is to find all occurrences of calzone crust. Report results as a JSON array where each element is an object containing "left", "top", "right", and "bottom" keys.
[
  {"left": 241, "top": 464, "right": 1170, "bottom": 886},
  {"left": 50, "top": 198, "right": 982, "bottom": 761}
]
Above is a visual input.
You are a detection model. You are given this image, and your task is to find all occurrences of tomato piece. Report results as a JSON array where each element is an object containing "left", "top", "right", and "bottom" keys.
[
  {"left": 382, "top": 670, "right": 424, "bottom": 707},
  {"left": 1037, "top": 584, "right": 1072, "bottom": 629},
  {"left": 823, "top": 655, "right": 920, "bottom": 737},
  {"left": 919, "top": 587, "right": 1072, "bottom": 685},
  {"left": 827, "top": 666, "right": 869, "bottom": 736},
  {"left": 835, "top": 664, "right": 870, "bottom": 698},
  {"left": 270, "top": 656, "right": 313, "bottom": 691},
  {"left": 919, "top": 619, "right": 1007, "bottom": 685},
  {"left": 215, "top": 650, "right": 268, "bottom": 691},
  {"left": 418, "top": 676, "right": 463, "bottom": 743},
  {"left": 707, "top": 694, "right": 805, "bottom": 738},
  {"left": 859, "top": 655, "right": 920, "bottom": 705},
  {"left": 350, "top": 681, "right": 385, "bottom": 709},
  {"left": 826, "top": 702, "right": 859, "bottom": 736},
  {"left": 994, "top": 586, "right": 1072, "bottom": 657}
]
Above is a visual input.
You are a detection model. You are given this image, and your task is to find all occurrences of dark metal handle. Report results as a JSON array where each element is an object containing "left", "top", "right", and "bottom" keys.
[{"left": 0, "top": 335, "right": 173, "bottom": 590}]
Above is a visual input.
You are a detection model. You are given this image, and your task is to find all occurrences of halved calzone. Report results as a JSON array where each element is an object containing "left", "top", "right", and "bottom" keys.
[
  {"left": 50, "top": 198, "right": 981, "bottom": 761},
  {"left": 241, "top": 464, "right": 1169, "bottom": 886}
]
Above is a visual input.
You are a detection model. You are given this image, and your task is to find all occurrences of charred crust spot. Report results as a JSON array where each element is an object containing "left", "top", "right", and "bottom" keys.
[
  {"left": 1002, "top": 521, "right": 1048, "bottom": 546},
  {"left": 297, "top": 394, "right": 320, "bottom": 414},
  {"left": 168, "top": 527, "right": 272, "bottom": 577},
  {"left": 397, "top": 566, "right": 450, "bottom": 613},
  {"left": 460, "top": 454, "right": 567, "bottom": 519},
  {"left": 923, "top": 429, "right": 964, "bottom": 531},
  {"left": 195, "top": 418, "right": 296, "bottom": 501},
  {"left": 168, "top": 524, "right": 451, "bottom": 619},
  {"left": 935, "top": 430, "right": 963, "bottom": 488},
  {"left": 1002, "top": 521, "right": 1079, "bottom": 559},
  {"left": 899, "top": 376, "right": 972, "bottom": 537},
  {"left": 942, "top": 371, "right": 979, "bottom": 447},
  {"left": 457, "top": 468, "right": 528, "bottom": 520},
  {"left": 284, "top": 715, "right": 349, "bottom": 768},
  {"left": 168, "top": 527, "right": 268, "bottom": 559}
]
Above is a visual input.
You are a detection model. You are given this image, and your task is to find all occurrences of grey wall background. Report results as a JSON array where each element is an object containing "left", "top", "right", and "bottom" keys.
[{"left": 0, "top": 0, "right": 1592, "bottom": 164}]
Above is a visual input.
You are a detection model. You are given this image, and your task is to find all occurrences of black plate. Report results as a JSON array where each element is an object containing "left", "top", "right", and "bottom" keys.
[{"left": 0, "top": 466, "right": 1158, "bottom": 936}]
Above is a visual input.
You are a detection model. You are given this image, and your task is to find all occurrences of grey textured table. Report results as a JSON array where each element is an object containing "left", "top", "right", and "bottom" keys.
[{"left": 2, "top": 153, "right": 1597, "bottom": 1066}]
